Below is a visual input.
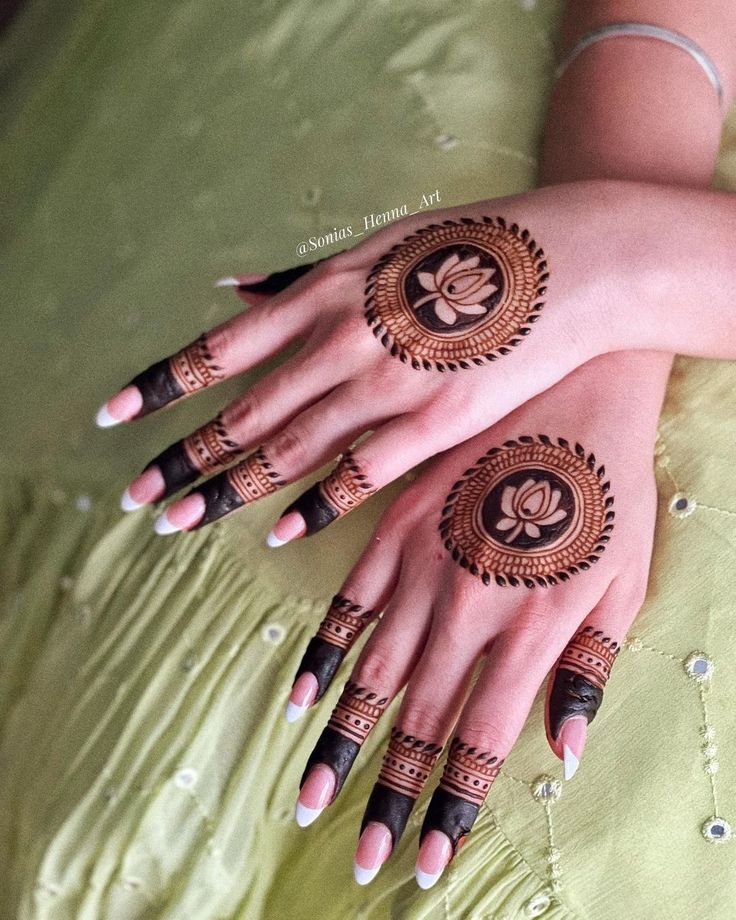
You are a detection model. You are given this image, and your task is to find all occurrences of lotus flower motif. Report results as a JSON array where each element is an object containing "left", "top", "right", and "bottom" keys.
[
  {"left": 412, "top": 253, "right": 498, "bottom": 325},
  {"left": 495, "top": 477, "right": 567, "bottom": 544}
]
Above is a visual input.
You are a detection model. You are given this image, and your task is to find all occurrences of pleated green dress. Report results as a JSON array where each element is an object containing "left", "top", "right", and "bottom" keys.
[{"left": 2, "top": 1, "right": 736, "bottom": 917}]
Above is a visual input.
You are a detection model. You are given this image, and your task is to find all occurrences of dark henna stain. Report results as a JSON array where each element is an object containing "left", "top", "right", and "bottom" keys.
[
  {"left": 419, "top": 737, "right": 503, "bottom": 852},
  {"left": 364, "top": 217, "right": 547, "bottom": 369},
  {"left": 360, "top": 729, "right": 443, "bottom": 846},
  {"left": 548, "top": 625, "right": 620, "bottom": 738},
  {"left": 281, "top": 451, "right": 376, "bottom": 536},
  {"left": 440, "top": 436, "right": 614, "bottom": 587}
]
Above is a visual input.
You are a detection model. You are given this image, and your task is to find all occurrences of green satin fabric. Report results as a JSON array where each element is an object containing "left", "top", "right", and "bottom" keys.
[{"left": 2, "top": 1, "right": 736, "bottom": 917}]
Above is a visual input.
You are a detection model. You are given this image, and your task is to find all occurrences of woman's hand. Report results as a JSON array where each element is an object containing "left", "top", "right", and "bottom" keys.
[
  {"left": 96, "top": 178, "right": 736, "bottom": 537},
  {"left": 285, "top": 350, "right": 666, "bottom": 888}
]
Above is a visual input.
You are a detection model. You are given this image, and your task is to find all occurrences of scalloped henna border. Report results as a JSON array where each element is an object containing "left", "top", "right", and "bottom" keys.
[
  {"left": 363, "top": 216, "right": 549, "bottom": 371},
  {"left": 438, "top": 435, "right": 615, "bottom": 588}
]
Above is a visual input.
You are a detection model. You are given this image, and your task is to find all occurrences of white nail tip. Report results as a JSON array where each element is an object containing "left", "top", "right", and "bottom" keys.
[
  {"left": 214, "top": 276, "right": 240, "bottom": 287},
  {"left": 295, "top": 802, "right": 323, "bottom": 827},
  {"left": 95, "top": 405, "right": 120, "bottom": 428},
  {"left": 353, "top": 862, "right": 381, "bottom": 886},
  {"left": 154, "top": 514, "right": 180, "bottom": 535},
  {"left": 285, "top": 701, "right": 306, "bottom": 723},
  {"left": 266, "top": 530, "right": 288, "bottom": 548},
  {"left": 120, "top": 489, "right": 144, "bottom": 512},
  {"left": 563, "top": 743, "right": 580, "bottom": 780},
  {"left": 415, "top": 868, "right": 442, "bottom": 890}
]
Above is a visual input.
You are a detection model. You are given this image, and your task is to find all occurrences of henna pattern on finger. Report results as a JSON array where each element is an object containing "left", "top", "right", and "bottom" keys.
[
  {"left": 129, "top": 333, "right": 225, "bottom": 417},
  {"left": 548, "top": 625, "right": 620, "bottom": 740},
  {"left": 299, "top": 681, "right": 389, "bottom": 800},
  {"left": 296, "top": 595, "right": 376, "bottom": 700},
  {"left": 365, "top": 218, "right": 547, "bottom": 370},
  {"left": 280, "top": 450, "right": 377, "bottom": 536},
  {"left": 440, "top": 436, "right": 614, "bottom": 588},
  {"left": 191, "top": 446, "right": 287, "bottom": 528},
  {"left": 420, "top": 738, "right": 504, "bottom": 852},
  {"left": 146, "top": 413, "right": 242, "bottom": 497},
  {"left": 360, "top": 729, "right": 443, "bottom": 847}
]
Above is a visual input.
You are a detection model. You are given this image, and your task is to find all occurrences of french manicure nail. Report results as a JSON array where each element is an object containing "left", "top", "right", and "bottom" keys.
[
  {"left": 214, "top": 276, "right": 240, "bottom": 287},
  {"left": 95, "top": 386, "right": 143, "bottom": 427},
  {"left": 153, "top": 493, "right": 206, "bottom": 535},
  {"left": 415, "top": 830, "right": 453, "bottom": 889},
  {"left": 266, "top": 510, "right": 307, "bottom": 547},
  {"left": 295, "top": 764, "right": 336, "bottom": 827},
  {"left": 559, "top": 716, "right": 588, "bottom": 780},
  {"left": 121, "top": 466, "right": 166, "bottom": 511},
  {"left": 285, "top": 672, "right": 319, "bottom": 723},
  {"left": 354, "top": 822, "right": 392, "bottom": 885}
]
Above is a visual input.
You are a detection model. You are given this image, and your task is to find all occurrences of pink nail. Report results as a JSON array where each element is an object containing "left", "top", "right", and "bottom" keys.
[
  {"left": 121, "top": 466, "right": 166, "bottom": 511},
  {"left": 354, "top": 822, "right": 392, "bottom": 885},
  {"left": 266, "top": 510, "right": 307, "bottom": 547},
  {"left": 295, "top": 764, "right": 336, "bottom": 827},
  {"left": 285, "top": 672, "right": 319, "bottom": 723},
  {"left": 154, "top": 493, "right": 205, "bottom": 534},
  {"left": 96, "top": 386, "right": 143, "bottom": 427},
  {"left": 415, "top": 830, "right": 453, "bottom": 889},
  {"left": 558, "top": 716, "right": 588, "bottom": 780}
]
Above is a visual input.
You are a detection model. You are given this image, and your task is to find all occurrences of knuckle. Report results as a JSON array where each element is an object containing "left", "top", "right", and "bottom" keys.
[
  {"left": 399, "top": 698, "right": 447, "bottom": 743},
  {"left": 456, "top": 714, "right": 512, "bottom": 754},
  {"left": 352, "top": 647, "right": 397, "bottom": 695},
  {"left": 268, "top": 426, "right": 308, "bottom": 473},
  {"left": 221, "top": 392, "right": 259, "bottom": 435},
  {"left": 204, "top": 323, "right": 234, "bottom": 365}
]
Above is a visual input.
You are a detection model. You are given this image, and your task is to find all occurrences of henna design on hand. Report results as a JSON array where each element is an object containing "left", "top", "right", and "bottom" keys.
[
  {"left": 420, "top": 738, "right": 504, "bottom": 852},
  {"left": 360, "top": 729, "right": 443, "bottom": 847},
  {"left": 440, "top": 436, "right": 614, "bottom": 588},
  {"left": 280, "top": 451, "right": 376, "bottom": 536},
  {"left": 128, "top": 333, "right": 225, "bottom": 417},
  {"left": 146, "top": 413, "right": 241, "bottom": 497},
  {"left": 192, "top": 446, "right": 287, "bottom": 528},
  {"left": 295, "top": 595, "right": 376, "bottom": 700},
  {"left": 548, "top": 625, "right": 621, "bottom": 740},
  {"left": 365, "top": 218, "right": 547, "bottom": 371},
  {"left": 299, "top": 681, "right": 389, "bottom": 800}
]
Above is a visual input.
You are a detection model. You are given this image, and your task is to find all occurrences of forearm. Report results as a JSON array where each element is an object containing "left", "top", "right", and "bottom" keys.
[{"left": 536, "top": 0, "right": 736, "bottom": 397}]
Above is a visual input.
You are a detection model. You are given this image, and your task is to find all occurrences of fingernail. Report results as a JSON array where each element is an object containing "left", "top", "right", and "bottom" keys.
[
  {"left": 96, "top": 386, "right": 143, "bottom": 427},
  {"left": 154, "top": 493, "right": 205, "bottom": 535},
  {"left": 559, "top": 716, "right": 588, "bottom": 780},
  {"left": 295, "top": 764, "right": 335, "bottom": 827},
  {"left": 266, "top": 510, "right": 307, "bottom": 547},
  {"left": 285, "top": 672, "right": 319, "bottom": 723},
  {"left": 121, "top": 466, "right": 166, "bottom": 511},
  {"left": 214, "top": 272, "right": 269, "bottom": 288},
  {"left": 415, "top": 830, "right": 453, "bottom": 889},
  {"left": 354, "top": 822, "right": 392, "bottom": 885}
]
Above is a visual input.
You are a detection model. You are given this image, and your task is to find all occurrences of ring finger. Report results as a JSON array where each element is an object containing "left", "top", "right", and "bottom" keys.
[{"left": 353, "top": 605, "right": 487, "bottom": 885}]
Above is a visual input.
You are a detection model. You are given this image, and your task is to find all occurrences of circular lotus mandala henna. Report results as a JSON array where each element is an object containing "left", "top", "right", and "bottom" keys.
[
  {"left": 439, "top": 436, "right": 615, "bottom": 588},
  {"left": 364, "top": 217, "right": 548, "bottom": 370}
]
